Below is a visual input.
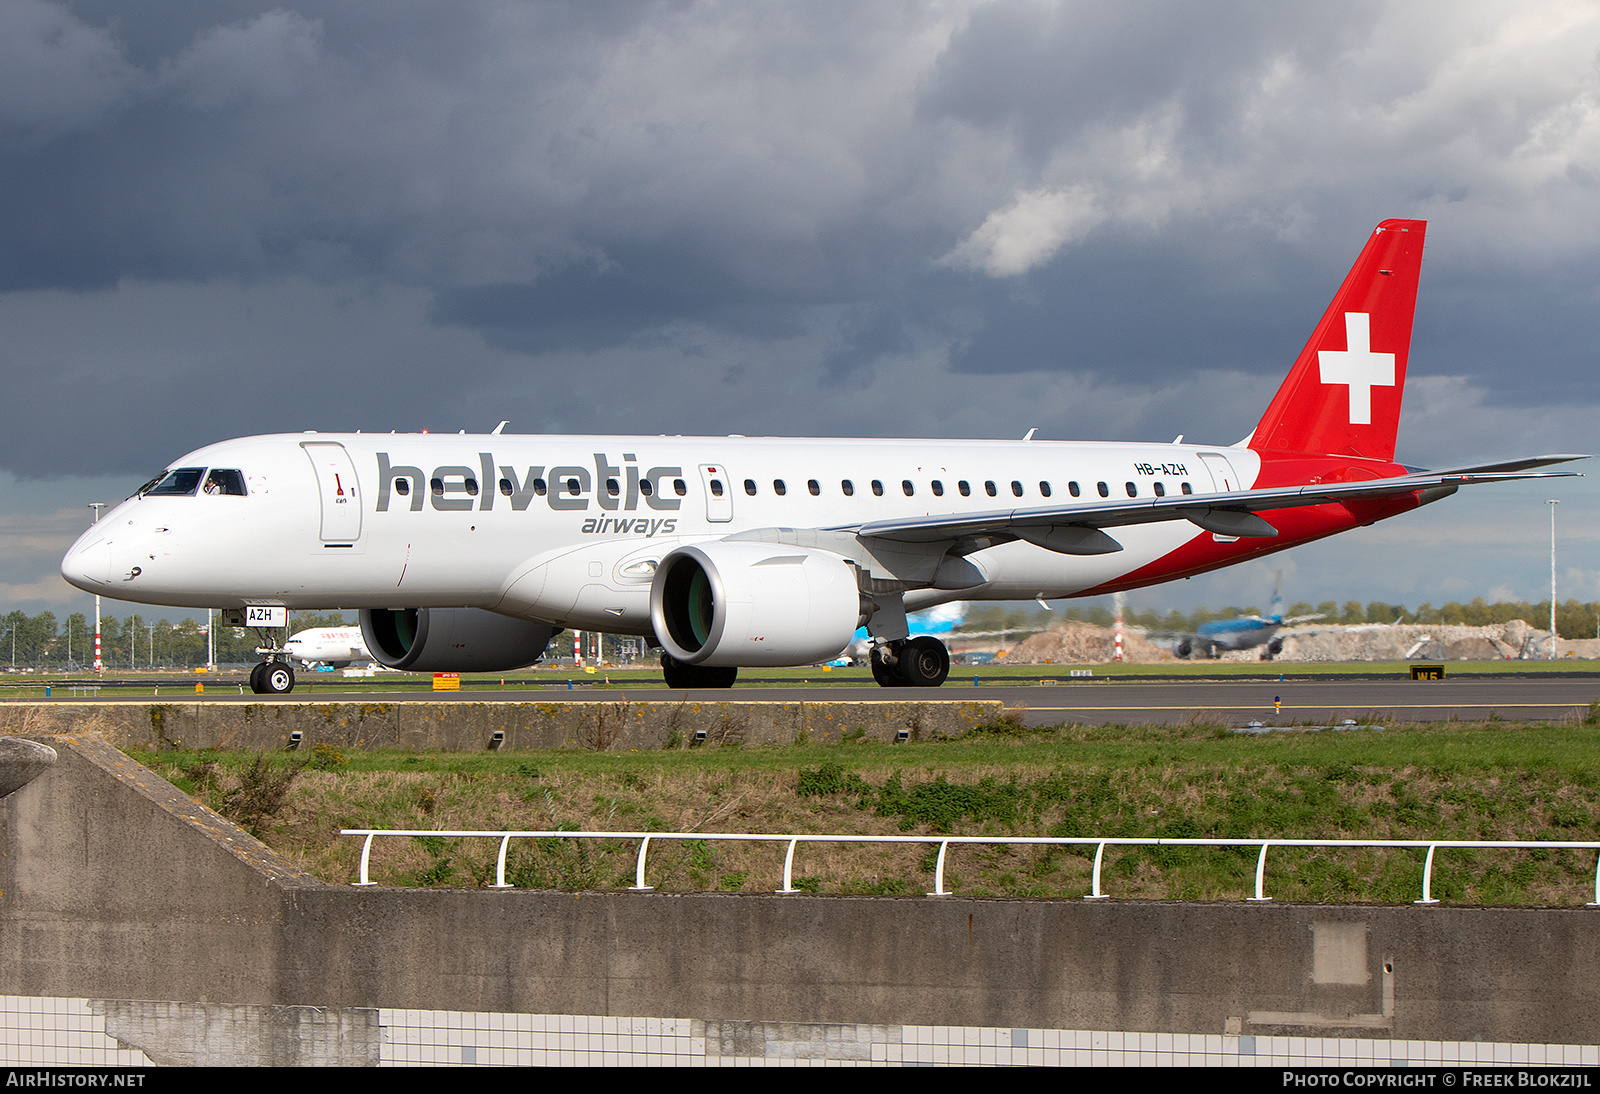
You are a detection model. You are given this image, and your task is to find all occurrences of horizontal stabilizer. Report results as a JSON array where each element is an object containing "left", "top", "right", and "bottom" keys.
[{"left": 1409, "top": 454, "right": 1590, "bottom": 477}]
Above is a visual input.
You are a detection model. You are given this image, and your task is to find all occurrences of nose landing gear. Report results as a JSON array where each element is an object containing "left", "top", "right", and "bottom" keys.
[
  {"left": 249, "top": 659, "right": 296, "bottom": 694},
  {"left": 218, "top": 607, "right": 299, "bottom": 695}
]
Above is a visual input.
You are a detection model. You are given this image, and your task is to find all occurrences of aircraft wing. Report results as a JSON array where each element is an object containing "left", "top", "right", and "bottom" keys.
[{"left": 831, "top": 455, "right": 1587, "bottom": 546}]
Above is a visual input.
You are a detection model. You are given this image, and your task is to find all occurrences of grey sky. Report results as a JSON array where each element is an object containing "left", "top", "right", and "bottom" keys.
[{"left": 3, "top": 0, "right": 1598, "bottom": 620}]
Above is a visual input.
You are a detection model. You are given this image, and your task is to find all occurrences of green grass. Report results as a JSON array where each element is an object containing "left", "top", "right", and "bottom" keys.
[{"left": 124, "top": 716, "right": 1600, "bottom": 905}]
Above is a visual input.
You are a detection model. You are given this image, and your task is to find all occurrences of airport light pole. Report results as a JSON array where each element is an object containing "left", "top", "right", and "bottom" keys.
[
  {"left": 1548, "top": 499, "right": 1559, "bottom": 659},
  {"left": 87, "top": 504, "right": 105, "bottom": 673}
]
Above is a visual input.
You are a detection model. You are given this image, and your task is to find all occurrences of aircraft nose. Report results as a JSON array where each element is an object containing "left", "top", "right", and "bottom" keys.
[{"left": 61, "top": 534, "right": 111, "bottom": 591}]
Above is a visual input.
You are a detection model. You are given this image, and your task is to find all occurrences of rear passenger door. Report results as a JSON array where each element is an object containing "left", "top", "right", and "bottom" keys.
[{"left": 699, "top": 463, "right": 733, "bottom": 522}]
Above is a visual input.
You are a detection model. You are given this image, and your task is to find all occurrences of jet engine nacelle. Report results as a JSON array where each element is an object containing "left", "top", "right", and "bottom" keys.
[
  {"left": 359, "top": 607, "right": 558, "bottom": 672},
  {"left": 649, "top": 542, "right": 865, "bottom": 667}
]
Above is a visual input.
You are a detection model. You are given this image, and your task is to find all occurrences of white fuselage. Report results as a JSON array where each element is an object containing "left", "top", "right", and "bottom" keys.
[{"left": 62, "top": 432, "right": 1262, "bottom": 633}]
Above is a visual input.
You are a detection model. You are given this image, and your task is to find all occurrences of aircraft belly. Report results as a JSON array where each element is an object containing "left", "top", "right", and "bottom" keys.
[
  {"left": 564, "top": 584, "right": 652, "bottom": 632},
  {"left": 495, "top": 539, "right": 663, "bottom": 630},
  {"left": 974, "top": 521, "right": 1197, "bottom": 596}
]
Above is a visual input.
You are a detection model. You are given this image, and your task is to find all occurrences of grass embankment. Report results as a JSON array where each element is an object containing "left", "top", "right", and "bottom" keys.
[{"left": 126, "top": 710, "right": 1600, "bottom": 906}]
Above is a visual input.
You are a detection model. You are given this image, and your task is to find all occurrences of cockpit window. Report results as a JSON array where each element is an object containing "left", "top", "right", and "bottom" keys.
[
  {"left": 131, "top": 475, "right": 165, "bottom": 499},
  {"left": 202, "top": 469, "right": 247, "bottom": 496},
  {"left": 145, "top": 468, "right": 206, "bottom": 497}
]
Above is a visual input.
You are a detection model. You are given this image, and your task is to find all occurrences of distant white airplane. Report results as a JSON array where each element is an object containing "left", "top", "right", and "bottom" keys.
[
  {"left": 283, "top": 626, "right": 372, "bottom": 668},
  {"left": 62, "top": 219, "right": 1583, "bottom": 693}
]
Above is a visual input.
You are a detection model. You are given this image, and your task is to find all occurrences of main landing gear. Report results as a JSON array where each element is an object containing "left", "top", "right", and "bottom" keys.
[
  {"left": 660, "top": 652, "right": 738, "bottom": 690},
  {"left": 249, "top": 659, "right": 296, "bottom": 695},
  {"left": 1174, "top": 638, "right": 1219, "bottom": 661},
  {"left": 869, "top": 636, "right": 950, "bottom": 688}
]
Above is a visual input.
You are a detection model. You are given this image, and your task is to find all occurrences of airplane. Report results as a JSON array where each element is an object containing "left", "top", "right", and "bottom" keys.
[
  {"left": 283, "top": 625, "right": 373, "bottom": 669},
  {"left": 1171, "top": 574, "right": 1323, "bottom": 660},
  {"left": 61, "top": 219, "right": 1584, "bottom": 694}
]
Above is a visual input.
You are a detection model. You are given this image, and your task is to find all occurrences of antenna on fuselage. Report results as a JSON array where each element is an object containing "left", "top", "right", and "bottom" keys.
[{"left": 493, "top": 421, "right": 508, "bottom": 435}]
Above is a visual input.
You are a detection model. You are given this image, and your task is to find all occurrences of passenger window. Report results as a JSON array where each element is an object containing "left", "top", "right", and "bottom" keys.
[
  {"left": 1011, "top": 480, "right": 1023, "bottom": 497},
  {"left": 640, "top": 478, "right": 653, "bottom": 497},
  {"left": 902, "top": 480, "right": 914, "bottom": 496},
  {"left": 566, "top": 478, "right": 582, "bottom": 496},
  {"left": 985, "top": 481, "right": 997, "bottom": 497},
  {"left": 808, "top": 479, "right": 820, "bottom": 496},
  {"left": 958, "top": 481, "right": 970, "bottom": 497},
  {"left": 1068, "top": 482, "right": 1080, "bottom": 498},
  {"left": 931, "top": 480, "right": 943, "bottom": 497},
  {"left": 498, "top": 478, "right": 513, "bottom": 497},
  {"left": 744, "top": 479, "right": 757, "bottom": 496},
  {"left": 710, "top": 479, "right": 724, "bottom": 497},
  {"left": 1125, "top": 481, "right": 1137, "bottom": 497},
  {"left": 606, "top": 478, "right": 620, "bottom": 497},
  {"left": 871, "top": 480, "right": 884, "bottom": 496},
  {"left": 841, "top": 480, "right": 854, "bottom": 496},
  {"left": 534, "top": 478, "right": 547, "bottom": 496},
  {"left": 674, "top": 479, "right": 687, "bottom": 496},
  {"left": 774, "top": 479, "right": 787, "bottom": 496},
  {"left": 396, "top": 479, "right": 411, "bottom": 497},
  {"left": 147, "top": 468, "right": 206, "bottom": 497},
  {"left": 1181, "top": 482, "right": 1192, "bottom": 495},
  {"left": 202, "top": 469, "right": 247, "bottom": 496},
  {"left": 1154, "top": 482, "right": 1166, "bottom": 497},
  {"left": 1039, "top": 481, "right": 1051, "bottom": 498},
  {"left": 1097, "top": 482, "right": 1109, "bottom": 498},
  {"left": 431, "top": 475, "right": 475, "bottom": 496}
]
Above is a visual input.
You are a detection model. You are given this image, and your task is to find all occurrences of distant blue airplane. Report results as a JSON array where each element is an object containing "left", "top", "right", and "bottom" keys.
[{"left": 1172, "top": 575, "right": 1323, "bottom": 660}]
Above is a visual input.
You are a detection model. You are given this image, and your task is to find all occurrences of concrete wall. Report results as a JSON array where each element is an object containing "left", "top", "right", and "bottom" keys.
[
  {"left": 2, "top": 732, "right": 1597, "bottom": 1058},
  {"left": 0, "top": 698, "right": 1003, "bottom": 753}
]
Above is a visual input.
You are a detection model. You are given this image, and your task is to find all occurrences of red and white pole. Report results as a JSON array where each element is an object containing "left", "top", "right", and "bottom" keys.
[{"left": 88, "top": 504, "right": 105, "bottom": 672}]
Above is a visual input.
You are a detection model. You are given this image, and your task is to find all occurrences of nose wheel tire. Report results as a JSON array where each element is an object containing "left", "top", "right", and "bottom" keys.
[{"left": 250, "top": 661, "right": 296, "bottom": 694}]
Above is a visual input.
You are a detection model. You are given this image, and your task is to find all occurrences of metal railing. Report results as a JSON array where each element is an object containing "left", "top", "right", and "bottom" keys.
[{"left": 342, "top": 828, "right": 1600, "bottom": 905}]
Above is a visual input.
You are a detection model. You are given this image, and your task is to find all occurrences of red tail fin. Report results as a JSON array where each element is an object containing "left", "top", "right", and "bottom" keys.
[{"left": 1250, "top": 219, "right": 1426, "bottom": 461}]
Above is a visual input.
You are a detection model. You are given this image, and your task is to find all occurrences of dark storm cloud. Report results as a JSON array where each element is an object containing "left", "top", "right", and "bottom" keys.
[
  {"left": 919, "top": 1, "right": 1376, "bottom": 160},
  {"left": 947, "top": 222, "right": 1323, "bottom": 376},
  {"left": 0, "top": 0, "right": 1597, "bottom": 487},
  {"left": 427, "top": 243, "right": 819, "bottom": 353},
  {"left": 0, "top": 3, "right": 680, "bottom": 290}
]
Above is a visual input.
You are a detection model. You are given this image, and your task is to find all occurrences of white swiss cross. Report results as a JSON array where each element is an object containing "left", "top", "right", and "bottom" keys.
[{"left": 1317, "top": 312, "right": 1394, "bottom": 426}]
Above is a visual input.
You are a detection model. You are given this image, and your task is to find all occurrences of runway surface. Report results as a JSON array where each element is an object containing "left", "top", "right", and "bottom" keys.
[{"left": 29, "top": 675, "right": 1600, "bottom": 726}]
